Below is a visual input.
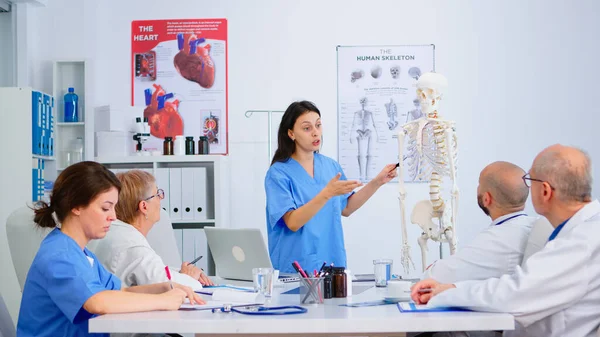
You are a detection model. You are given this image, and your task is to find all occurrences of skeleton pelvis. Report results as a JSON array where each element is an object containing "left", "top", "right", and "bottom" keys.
[{"left": 410, "top": 199, "right": 446, "bottom": 237}]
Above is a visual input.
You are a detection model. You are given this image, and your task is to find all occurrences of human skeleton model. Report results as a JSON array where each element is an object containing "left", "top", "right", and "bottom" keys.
[
  {"left": 385, "top": 98, "right": 398, "bottom": 130},
  {"left": 396, "top": 72, "right": 459, "bottom": 273},
  {"left": 406, "top": 98, "right": 424, "bottom": 123},
  {"left": 350, "top": 97, "right": 380, "bottom": 182}
]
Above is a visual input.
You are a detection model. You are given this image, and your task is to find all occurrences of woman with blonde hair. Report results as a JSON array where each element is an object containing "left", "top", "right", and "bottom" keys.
[
  {"left": 91, "top": 169, "right": 213, "bottom": 288},
  {"left": 17, "top": 162, "right": 202, "bottom": 337}
]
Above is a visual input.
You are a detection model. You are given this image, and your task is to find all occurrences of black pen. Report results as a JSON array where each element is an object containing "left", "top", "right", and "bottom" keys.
[
  {"left": 395, "top": 162, "right": 400, "bottom": 169},
  {"left": 189, "top": 255, "right": 203, "bottom": 265}
]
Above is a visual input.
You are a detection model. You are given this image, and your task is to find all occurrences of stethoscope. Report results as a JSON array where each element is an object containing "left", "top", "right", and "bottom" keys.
[
  {"left": 211, "top": 304, "right": 308, "bottom": 315},
  {"left": 494, "top": 213, "right": 527, "bottom": 226}
]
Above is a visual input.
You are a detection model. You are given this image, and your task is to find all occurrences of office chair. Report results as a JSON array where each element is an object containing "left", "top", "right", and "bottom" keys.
[
  {"left": 5, "top": 206, "right": 51, "bottom": 291},
  {"left": 521, "top": 217, "right": 553, "bottom": 265},
  {"left": 146, "top": 208, "right": 182, "bottom": 268}
]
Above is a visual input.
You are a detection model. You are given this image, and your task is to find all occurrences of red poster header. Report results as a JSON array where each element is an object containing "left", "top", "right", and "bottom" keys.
[{"left": 131, "top": 19, "right": 227, "bottom": 52}]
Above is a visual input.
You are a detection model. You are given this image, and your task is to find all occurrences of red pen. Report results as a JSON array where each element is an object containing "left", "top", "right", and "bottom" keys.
[
  {"left": 293, "top": 261, "right": 309, "bottom": 278},
  {"left": 164, "top": 266, "right": 174, "bottom": 289}
]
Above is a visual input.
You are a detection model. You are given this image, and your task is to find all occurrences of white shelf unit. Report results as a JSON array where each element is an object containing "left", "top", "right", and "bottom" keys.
[
  {"left": 53, "top": 60, "right": 93, "bottom": 170},
  {"left": 95, "top": 155, "right": 230, "bottom": 275}
]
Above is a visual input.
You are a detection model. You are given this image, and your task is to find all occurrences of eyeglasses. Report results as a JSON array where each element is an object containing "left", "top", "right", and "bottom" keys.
[
  {"left": 522, "top": 173, "right": 555, "bottom": 190},
  {"left": 144, "top": 188, "right": 165, "bottom": 201}
]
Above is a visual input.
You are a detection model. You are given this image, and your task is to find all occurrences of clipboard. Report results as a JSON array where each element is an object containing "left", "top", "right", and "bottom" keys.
[{"left": 397, "top": 302, "right": 470, "bottom": 313}]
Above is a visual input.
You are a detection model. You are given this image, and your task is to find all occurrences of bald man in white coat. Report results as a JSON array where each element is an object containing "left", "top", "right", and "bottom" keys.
[
  {"left": 423, "top": 161, "right": 538, "bottom": 284},
  {"left": 412, "top": 144, "right": 600, "bottom": 337}
]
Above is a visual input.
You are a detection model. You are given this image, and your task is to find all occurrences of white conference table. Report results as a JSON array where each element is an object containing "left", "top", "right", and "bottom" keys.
[{"left": 89, "top": 279, "right": 514, "bottom": 336}]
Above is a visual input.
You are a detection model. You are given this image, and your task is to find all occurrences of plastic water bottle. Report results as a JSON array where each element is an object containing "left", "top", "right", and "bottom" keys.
[
  {"left": 71, "top": 137, "right": 84, "bottom": 164},
  {"left": 64, "top": 87, "right": 79, "bottom": 122}
]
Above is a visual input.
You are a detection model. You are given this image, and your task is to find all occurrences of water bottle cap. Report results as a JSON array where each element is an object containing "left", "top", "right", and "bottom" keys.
[
  {"left": 186, "top": 136, "right": 194, "bottom": 140},
  {"left": 199, "top": 136, "right": 208, "bottom": 140},
  {"left": 68, "top": 87, "right": 74, "bottom": 93},
  {"left": 164, "top": 137, "right": 173, "bottom": 141},
  {"left": 143, "top": 117, "right": 148, "bottom": 123},
  {"left": 136, "top": 117, "right": 142, "bottom": 122}
]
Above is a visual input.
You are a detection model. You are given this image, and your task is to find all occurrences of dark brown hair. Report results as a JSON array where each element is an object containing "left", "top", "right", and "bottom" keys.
[
  {"left": 270, "top": 101, "right": 321, "bottom": 166},
  {"left": 33, "top": 161, "right": 122, "bottom": 228}
]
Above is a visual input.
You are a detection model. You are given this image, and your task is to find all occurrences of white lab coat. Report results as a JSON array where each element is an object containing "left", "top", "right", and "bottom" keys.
[
  {"left": 422, "top": 212, "right": 536, "bottom": 283},
  {"left": 428, "top": 200, "right": 600, "bottom": 337},
  {"left": 521, "top": 216, "right": 554, "bottom": 264},
  {"left": 89, "top": 220, "right": 202, "bottom": 290}
]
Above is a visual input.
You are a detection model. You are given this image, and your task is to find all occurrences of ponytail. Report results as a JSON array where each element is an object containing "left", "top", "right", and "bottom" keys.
[{"left": 32, "top": 201, "right": 57, "bottom": 229}]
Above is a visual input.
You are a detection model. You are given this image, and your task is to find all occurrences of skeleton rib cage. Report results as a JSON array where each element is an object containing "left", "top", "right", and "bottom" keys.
[{"left": 404, "top": 120, "right": 458, "bottom": 182}]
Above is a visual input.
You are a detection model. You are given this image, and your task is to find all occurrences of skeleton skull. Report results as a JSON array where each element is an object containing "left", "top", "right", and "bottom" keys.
[
  {"left": 408, "top": 67, "right": 422, "bottom": 80},
  {"left": 416, "top": 72, "right": 448, "bottom": 117},
  {"left": 390, "top": 65, "right": 401, "bottom": 79},
  {"left": 351, "top": 69, "right": 364, "bottom": 83},
  {"left": 371, "top": 65, "right": 382, "bottom": 79}
]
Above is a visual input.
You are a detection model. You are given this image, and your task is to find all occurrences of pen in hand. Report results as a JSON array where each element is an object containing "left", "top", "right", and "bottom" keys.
[
  {"left": 417, "top": 288, "right": 432, "bottom": 293},
  {"left": 164, "top": 266, "right": 174, "bottom": 290},
  {"left": 189, "top": 255, "right": 203, "bottom": 265}
]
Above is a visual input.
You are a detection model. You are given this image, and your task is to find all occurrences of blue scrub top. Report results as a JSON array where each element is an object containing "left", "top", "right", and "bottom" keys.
[
  {"left": 265, "top": 153, "right": 353, "bottom": 273},
  {"left": 17, "top": 228, "right": 122, "bottom": 337}
]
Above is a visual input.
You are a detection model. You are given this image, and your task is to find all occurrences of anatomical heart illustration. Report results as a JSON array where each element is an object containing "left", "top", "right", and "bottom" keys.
[
  {"left": 174, "top": 33, "right": 216, "bottom": 88},
  {"left": 143, "top": 84, "right": 184, "bottom": 139}
]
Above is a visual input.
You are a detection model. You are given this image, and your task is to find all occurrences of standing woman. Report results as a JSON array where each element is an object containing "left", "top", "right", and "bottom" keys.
[
  {"left": 17, "top": 161, "right": 203, "bottom": 337},
  {"left": 265, "top": 101, "right": 397, "bottom": 273}
]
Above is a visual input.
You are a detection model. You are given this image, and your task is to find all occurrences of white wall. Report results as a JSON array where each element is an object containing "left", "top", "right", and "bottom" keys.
[
  {"left": 0, "top": 11, "right": 13, "bottom": 86},
  {"left": 3, "top": 1, "right": 598, "bottom": 320}
]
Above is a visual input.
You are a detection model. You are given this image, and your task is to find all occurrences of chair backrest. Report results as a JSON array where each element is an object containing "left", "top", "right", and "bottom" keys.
[
  {"left": 521, "top": 216, "right": 554, "bottom": 265},
  {"left": 0, "top": 293, "right": 15, "bottom": 337},
  {"left": 5, "top": 206, "right": 51, "bottom": 290},
  {"left": 146, "top": 208, "right": 182, "bottom": 268}
]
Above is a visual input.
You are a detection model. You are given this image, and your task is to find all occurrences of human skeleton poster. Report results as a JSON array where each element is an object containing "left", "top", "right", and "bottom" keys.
[{"left": 336, "top": 45, "right": 434, "bottom": 182}]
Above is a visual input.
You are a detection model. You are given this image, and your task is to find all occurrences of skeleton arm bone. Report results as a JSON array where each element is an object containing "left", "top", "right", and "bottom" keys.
[
  {"left": 397, "top": 129, "right": 416, "bottom": 273},
  {"left": 370, "top": 110, "right": 380, "bottom": 142},
  {"left": 349, "top": 111, "right": 357, "bottom": 144},
  {"left": 445, "top": 126, "right": 459, "bottom": 251}
]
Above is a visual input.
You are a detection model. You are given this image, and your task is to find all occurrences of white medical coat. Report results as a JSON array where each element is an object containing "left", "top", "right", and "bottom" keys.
[
  {"left": 90, "top": 220, "right": 202, "bottom": 290},
  {"left": 428, "top": 200, "right": 600, "bottom": 337},
  {"left": 422, "top": 212, "right": 537, "bottom": 283}
]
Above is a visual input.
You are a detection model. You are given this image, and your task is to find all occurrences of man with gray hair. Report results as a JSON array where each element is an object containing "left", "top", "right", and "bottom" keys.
[
  {"left": 423, "top": 161, "right": 539, "bottom": 283},
  {"left": 412, "top": 144, "right": 600, "bottom": 337}
]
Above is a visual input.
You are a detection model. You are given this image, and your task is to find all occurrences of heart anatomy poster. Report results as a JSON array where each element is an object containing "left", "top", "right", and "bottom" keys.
[
  {"left": 131, "top": 19, "right": 228, "bottom": 154},
  {"left": 336, "top": 45, "right": 434, "bottom": 183}
]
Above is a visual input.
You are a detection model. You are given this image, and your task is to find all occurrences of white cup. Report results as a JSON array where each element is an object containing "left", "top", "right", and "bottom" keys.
[{"left": 386, "top": 280, "right": 412, "bottom": 298}]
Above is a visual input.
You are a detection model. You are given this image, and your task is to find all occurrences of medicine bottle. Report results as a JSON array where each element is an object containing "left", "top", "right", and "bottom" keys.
[
  {"left": 332, "top": 267, "right": 347, "bottom": 298},
  {"left": 163, "top": 137, "right": 173, "bottom": 155},
  {"left": 185, "top": 136, "right": 195, "bottom": 155},
  {"left": 198, "top": 136, "right": 209, "bottom": 155},
  {"left": 174, "top": 135, "right": 185, "bottom": 155},
  {"left": 323, "top": 273, "right": 333, "bottom": 299}
]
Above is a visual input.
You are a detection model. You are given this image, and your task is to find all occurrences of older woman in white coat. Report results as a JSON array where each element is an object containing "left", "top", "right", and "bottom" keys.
[{"left": 91, "top": 170, "right": 213, "bottom": 288}]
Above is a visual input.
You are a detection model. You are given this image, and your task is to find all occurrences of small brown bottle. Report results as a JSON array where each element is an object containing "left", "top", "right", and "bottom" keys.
[
  {"left": 332, "top": 267, "right": 347, "bottom": 298},
  {"left": 163, "top": 137, "right": 174, "bottom": 155}
]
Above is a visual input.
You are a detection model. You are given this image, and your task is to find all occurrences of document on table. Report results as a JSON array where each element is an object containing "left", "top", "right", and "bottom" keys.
[{"left": 397, "top": 302, "right": 470, "bottom": 313}]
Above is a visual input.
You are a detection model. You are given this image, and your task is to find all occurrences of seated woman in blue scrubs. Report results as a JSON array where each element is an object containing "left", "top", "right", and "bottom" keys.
[
  {"left": 17, "top": 161, "right": 204, "bottom": 337},
  {"left": 265, "top": 101, "right": 397, "bottom": 273}
]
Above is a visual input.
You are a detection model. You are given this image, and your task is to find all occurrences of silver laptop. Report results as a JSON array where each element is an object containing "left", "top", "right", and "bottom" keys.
[{"left": 205, "top": 227, "right": 298, "bottom": 282}]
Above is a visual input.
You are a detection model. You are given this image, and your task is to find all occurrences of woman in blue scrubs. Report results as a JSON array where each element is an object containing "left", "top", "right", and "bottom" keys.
[
  {"left": 265, "top": 101, "right": 397, "bottom": 273},
  {"left": 17, "top": 161, "right": 203, "bottom": 337}
]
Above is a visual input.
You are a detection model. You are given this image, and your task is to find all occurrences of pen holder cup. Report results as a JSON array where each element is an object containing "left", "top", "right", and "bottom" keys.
[{"left": 299, "top": 277, "right": 324, "bottom": 305}]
